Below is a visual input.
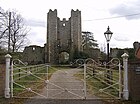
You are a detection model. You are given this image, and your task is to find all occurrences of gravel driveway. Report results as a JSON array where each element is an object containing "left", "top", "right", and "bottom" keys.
[{"left": 24, "top": 68, "right": 104, "bottom": 104}]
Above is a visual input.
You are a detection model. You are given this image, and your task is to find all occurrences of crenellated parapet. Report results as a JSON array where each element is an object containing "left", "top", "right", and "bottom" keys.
[{"left": 45, "top": 9, "right": 82, "bottom": 64}]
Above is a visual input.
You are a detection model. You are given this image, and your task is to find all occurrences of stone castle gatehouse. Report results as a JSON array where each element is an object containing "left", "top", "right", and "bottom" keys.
[
  {"left": 23, "top": 9, "right": 83, "bottom": 64},
  {"left": 45, "top": 9, "right": 82, "bottom": 64}
]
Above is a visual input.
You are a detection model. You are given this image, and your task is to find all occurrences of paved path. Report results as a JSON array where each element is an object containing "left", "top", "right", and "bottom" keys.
[
  {"left": 24, "top": 99, "right": 104, "bottom": 104},
  {"left": 24, "top": 68, "right": 104, "bottom": 104}
]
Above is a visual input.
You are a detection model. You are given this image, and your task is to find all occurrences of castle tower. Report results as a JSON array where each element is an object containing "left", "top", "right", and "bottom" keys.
[
  {"left": 71, "top": 9, "right": 82, "bottom": 51},
  {"left": 45, "top": 9, "right": 82, "bottom": 64},
  {"left": 46, "top": 9, "right": 58, "bottom": 63}
]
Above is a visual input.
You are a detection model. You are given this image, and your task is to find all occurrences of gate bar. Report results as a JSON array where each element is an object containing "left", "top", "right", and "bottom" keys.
[
  {"left": 118, "top": 62, "right": 122, "bottom": 99},
  {"left": 10, "top": 61, "right": 13, "bottom": 97},
  {"left": 84, "top": 63, "right": 86, "bottom": 99}
]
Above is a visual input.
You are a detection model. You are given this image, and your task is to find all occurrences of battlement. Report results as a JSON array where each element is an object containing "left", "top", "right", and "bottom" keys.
[
  {"left": 48, "top": 9, "right": 57, "bottom": 13},
  {"left": 46, "top": 9, "right": 82, "bottom": 64},
  {"left": 71, "top": 9, "right": 80, "bottom": 12}
]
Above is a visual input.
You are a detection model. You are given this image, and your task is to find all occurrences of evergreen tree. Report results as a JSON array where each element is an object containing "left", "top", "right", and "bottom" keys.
[{"left": 82, "top": 31, "right": 98, "bottom": 50}]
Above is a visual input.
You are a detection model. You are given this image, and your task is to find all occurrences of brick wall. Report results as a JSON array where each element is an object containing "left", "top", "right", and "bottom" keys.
[
  {"left": 0, "top": 64, "right": 5, "bottom": 97},
  {"left": 128, "top": 61, "right": 140, "bottom": 100}
]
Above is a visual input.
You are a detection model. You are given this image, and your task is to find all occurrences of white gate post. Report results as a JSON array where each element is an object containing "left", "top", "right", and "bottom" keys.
[
  {"left": 84, "top": 63, "right": 87, "bottom": 99},
  {"left": 10, "top": 61, "right": 13, "bottom": 97},
  {"left": 121, "top": 53, "right": 129, "bottom": 100},
  {"left": 5, "top": 54, "right": 12, "bottom": 98}
]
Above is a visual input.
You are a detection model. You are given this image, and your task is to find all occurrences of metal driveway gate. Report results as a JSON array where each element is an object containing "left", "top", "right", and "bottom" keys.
[
  {"left": 7, "top": 58, "right": 123, "bottom": 99},
  {"left": 11, "top": 59, "right": 49, "bottom": 98},
  {"left": 10, "top": 59, "right": 86, "bottom": 99},
  {"left": 85, "top": 58, "right": 123, "bottom": 99},
  {"left": 44, "top": 64, "right": 86, "bottom": 99}
]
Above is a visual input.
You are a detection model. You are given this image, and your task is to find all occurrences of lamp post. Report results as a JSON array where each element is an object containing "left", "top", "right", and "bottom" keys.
[
  {"left": 104, "top": 26, "right": 113, "bottom": 84},
  {"left": 104, "top": 26, "right": 113, "bottom": 63}
]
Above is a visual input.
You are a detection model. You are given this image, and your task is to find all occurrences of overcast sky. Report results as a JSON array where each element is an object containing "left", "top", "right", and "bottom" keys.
[{"left": 1, "top": 0, "right": 140, "bottom": 50}]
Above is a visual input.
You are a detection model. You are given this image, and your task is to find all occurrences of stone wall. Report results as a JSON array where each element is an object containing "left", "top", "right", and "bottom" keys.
[
  {"left": 23, "top": 45, "right": 44, "bottom": 65},
  {"left": 58, "top": 18, "right": 71, "bottom": 49}
]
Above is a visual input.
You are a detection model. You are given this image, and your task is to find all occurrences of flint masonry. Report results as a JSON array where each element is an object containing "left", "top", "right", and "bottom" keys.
[
  {"left": 23, "top": 9, "right": 83, "bottom": 64},
  {"left": 45, "top": 9, "right": 82, "bottom": 64}
]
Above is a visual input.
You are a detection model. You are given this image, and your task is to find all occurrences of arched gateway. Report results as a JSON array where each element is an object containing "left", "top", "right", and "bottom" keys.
[{"left": 45, "top": 9, "right": 82, "bottom": 64}]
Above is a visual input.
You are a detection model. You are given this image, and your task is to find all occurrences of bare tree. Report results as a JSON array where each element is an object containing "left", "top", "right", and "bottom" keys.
[
  {"left": 10, "top": 11, "right": 29, "bottom": 52},
  {"left": 0, "top": 7, "right": 8, "bottom": 43},
  {"left": 0, "top": 7, "right": 29, "bottom": 52}
]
